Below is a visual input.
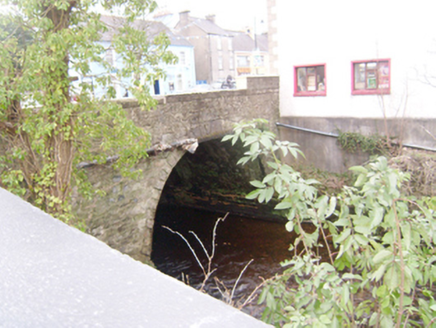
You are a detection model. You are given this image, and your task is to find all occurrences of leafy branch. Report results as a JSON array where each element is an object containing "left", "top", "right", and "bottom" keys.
[
  {"left": 0, "top": 0, "right": 177, "bottom": 222},
  {"left": 223, "top": 119, "right": 436, "bottom": 327}
]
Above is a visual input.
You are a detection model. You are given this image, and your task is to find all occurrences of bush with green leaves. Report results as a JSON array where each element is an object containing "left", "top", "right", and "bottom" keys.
[
  {"left": 223, "top": 119, "right": 436, "bottom": 327},
  {"left": 0, "top": 0, "right": 177, "bottom": 222}
]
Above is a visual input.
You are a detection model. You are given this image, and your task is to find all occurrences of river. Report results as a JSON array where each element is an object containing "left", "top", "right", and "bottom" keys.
[{"left": 151, "top": 204, "right": 296, "bottom": 318}]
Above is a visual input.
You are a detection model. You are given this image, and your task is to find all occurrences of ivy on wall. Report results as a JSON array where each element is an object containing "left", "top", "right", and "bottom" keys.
[{"left": 337, "top": 131, "right": 399, "bottom": 157}]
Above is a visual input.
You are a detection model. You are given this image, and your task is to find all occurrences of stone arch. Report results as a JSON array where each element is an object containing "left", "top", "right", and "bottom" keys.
[
  {"left": 72, "top": 76, "right": 280, "bottom": 262},
  {"left": 73, "top": 149, "right": 187, "bottom": 263}
]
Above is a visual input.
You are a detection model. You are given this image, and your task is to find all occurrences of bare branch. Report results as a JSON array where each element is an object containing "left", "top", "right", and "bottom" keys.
[
  {"left": 162, "top": 225, "right": 206, "bottom": 277},
  {"left": 230, "top": 258, "right": 253, "bottom": 303}
]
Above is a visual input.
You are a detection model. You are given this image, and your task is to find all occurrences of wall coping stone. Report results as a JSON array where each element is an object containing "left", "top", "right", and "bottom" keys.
[
  {"left": 0, "top": 188, "right": 271, "bottom": 327},
  {"left": 116, "top": 76, "right": 279, "bottom": 109}
]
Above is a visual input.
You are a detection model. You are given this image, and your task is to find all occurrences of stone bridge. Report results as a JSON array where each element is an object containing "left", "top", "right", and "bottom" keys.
[{"left": 73, "top": 76, "right": 280, "bottom": 262}]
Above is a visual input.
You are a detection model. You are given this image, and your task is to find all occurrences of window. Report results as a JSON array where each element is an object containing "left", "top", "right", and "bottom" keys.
[
  {"left": 237, "top": 55, "right": 250, "bottom": 67},
  {"left": 177, "top": 74, "right": 183, "bottom": 90},
  {"left": 254, "top": 54, "right": 264, "bottom": 67},
  {"left": 218, "top": 56, "right": 223, "bottom": 70},
  {"left": 105, "top": 48, "right": 114, "bottom": 65},
  {"left": 217, "top": 36, "right": 222, "bottom": 50},
  {"left": 352, "top": 59, "right": 390, "bottom": 95},
  {"left": 294, "top": 64, "right": 326, "bottom": 96},
  {"left": 229, "top": 55, "right": 234, "bottom": 70},
  {"left": 237, "top": 55, "right": 251, "bottom": 75},
  {"left": 179, "top": 51, "right": 186, "bottom": 66}
]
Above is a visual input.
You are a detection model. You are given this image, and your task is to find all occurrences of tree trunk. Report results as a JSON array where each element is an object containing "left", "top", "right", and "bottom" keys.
[{"left": 43, "top": 2, "right": 76, "bottom": 216}]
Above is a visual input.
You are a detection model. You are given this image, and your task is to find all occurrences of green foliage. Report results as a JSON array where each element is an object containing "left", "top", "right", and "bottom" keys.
[
  {"left": 293, "top": 163, "right": 353, "bottom": 196},
  {"left": 337, "top": 131, "right": 396, "bottom": 156},
  {"left": 0, "top": 0, "right": 177, "bottom": 222},
  {"left": 224, "top": 120, "right": 436, "bottom": 327}
]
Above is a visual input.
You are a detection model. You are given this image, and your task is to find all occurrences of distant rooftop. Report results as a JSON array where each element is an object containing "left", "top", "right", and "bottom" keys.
[
  {"left": 229, "top": 30, "right": 268, "bottom": 52},
  {"left": 100, "top": 15, "right": 192, "bottom": 47},
  {"left": 176, "top": 11, "right": 232, "bottom": 36}
]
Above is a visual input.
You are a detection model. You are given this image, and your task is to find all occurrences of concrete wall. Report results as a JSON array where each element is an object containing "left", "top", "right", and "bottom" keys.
[
  {"left": 275, "top": 0, "right": 436, "bottom": 119},
  {"left": 74, "top": 76, "right": 280, "bottom": 262},
  {"left": 0, "top": 187, "right": 271, "bottom": 328},
  {"left": 278, "top": 116, "right": 436, "bottom": 173}
]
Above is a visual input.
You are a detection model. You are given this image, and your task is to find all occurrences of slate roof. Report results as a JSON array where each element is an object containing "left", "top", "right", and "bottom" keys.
[
  {"left": 192, "top": 18, "right": 230, "bottom": 36},
  {"left": 229, "top": 31, "right": 268, "bottom": 52},
  {"left": 100, "top": 15, "right": 192, "bottom": 47},
  {"left": 177, "top": 15, "right": 231, "bottom": 36},
  {"left": 167, "top": 31, "right": 192, "bottom": 47},
  {"left": 232, "top": 32, "right": 256, "bottom": 52},
  {"left": 256, "top": 33, "right": 268, "bottom": 52}
]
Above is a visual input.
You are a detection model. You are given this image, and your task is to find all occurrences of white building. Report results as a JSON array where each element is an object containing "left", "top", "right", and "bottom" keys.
[
  {"left": 73, "top": 16, "right": 196, "bottom": 98},
  {"left": 269, "top": 0, "right": 436, "bottom": 172},
  {"left": 272, "top": 0, "right": 436, "bottom": 119}
]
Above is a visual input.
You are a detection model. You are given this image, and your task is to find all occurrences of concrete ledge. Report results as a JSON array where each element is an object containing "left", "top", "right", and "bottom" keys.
[
  {"left": 0, "top": 188, "right": 271, "bottom": 327},
  {"left": 278, "top": 116, "right": 436, "bottom": 173}
]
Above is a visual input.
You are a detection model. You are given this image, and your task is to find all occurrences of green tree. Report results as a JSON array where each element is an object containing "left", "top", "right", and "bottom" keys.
[{"left": 0, "top": 0, "right": 177, "bottom": 221}]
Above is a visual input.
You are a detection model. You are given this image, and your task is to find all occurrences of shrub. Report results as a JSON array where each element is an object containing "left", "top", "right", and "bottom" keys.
[{"left": 223, "top": 119, "right": 436, "bottom": 327}]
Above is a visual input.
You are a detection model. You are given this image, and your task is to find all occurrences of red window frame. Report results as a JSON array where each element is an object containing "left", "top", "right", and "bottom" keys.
[
  {"left": 294, "top": 64, "right": 326, "bottom": 97},
  {"left": 351, "top": 59, "right": 391, "bottom": 95}
]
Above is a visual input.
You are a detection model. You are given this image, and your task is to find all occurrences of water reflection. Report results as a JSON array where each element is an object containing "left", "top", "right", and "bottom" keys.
[{"left": 151, "top": 205, "right": 294, "bottom": 318}]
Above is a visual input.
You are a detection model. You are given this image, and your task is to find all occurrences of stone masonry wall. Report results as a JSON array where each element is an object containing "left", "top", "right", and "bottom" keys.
[
  {"left": 73, "top": 76, "right": 280, "bottom": 262},
  {"left": 120, "top": 76, "right": 280, "bottom": 145},
  {"left": 73, "top": 150, "right": 185, "bottom": 263}
]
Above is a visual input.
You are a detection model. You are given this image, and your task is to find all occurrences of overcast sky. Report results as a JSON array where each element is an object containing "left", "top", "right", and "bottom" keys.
[
  {"left": 155, "top": 0, "right": 267, "bottom": 32},
  {"left": 1, "top": 1, "right": 268, "bottom": 32}
]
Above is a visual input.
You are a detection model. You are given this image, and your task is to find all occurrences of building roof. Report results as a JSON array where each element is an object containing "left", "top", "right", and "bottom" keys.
[
  {"left": 192, "top": 18, "right": 229, "bottom": 36},
  {"left": 100, "top": 15, "right": 192, "bottom": 47},
  {"left": 166, "top": 29, "right": 193, "bottom": 47},
  {"left": 176, "top": 12, "right": 231, "bottom": 36},
  {"left": 256, "top": 33, "right": 268, "bottom": 52},
  {"left": 153, "top": 10, "right": 179, "bottom": 29},
  {"left": 230, "top": 31, "right": 268, "bottom": 52}
]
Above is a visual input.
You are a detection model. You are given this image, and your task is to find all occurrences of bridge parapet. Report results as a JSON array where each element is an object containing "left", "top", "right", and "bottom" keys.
[{"left": 120, "top": 76, "right": 279, "bottom": 144}]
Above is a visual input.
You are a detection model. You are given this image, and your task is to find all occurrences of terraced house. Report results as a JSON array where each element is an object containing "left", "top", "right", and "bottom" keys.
[{"left": 71, "top": 15, "right": 196, "bottom": 97}]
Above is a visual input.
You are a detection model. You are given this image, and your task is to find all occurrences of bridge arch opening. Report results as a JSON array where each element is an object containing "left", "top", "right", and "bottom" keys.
[
  {"left": 150, "top": 137, "right": 291, "bottom": 314},
  {"left": 155, "top": 137, "right": 265, "bottom": 218}
]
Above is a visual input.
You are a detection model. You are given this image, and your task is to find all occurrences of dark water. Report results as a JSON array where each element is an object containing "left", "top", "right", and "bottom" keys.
[{"left": 151, "top": 205, "right": 296, "bottom": 318}]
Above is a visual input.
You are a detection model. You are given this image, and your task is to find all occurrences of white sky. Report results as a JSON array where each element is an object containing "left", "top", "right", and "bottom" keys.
[
  {"left": 0, "top": 1, "right": 268, "bottom": 32},
  {"left": 155, "top": 0, "right": 267, "bottom": 32}
]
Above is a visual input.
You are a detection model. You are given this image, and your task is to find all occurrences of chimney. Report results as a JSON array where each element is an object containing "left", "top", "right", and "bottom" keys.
[
  {"left": 205, "top": 14, "right": 216, "bottom": 23},
  {"left": 179, "top": 11, "right": 190, "bottom": 26},
  {"left": 245, "top": 26, "right": 254, "bottom": 39}
]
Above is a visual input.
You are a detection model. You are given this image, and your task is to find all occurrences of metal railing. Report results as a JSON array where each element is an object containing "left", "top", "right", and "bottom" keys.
[{"left": 276, "top": 122, "right": 436, "bottom": 153}]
